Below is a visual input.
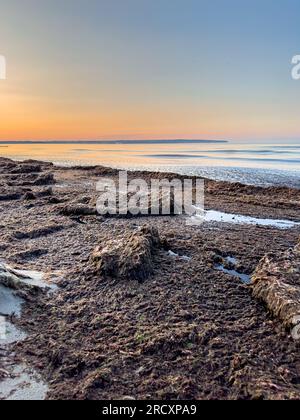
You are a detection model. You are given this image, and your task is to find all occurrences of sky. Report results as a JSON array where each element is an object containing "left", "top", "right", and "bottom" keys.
[{"left": 0, "top": 0, "right": 299, "bottom": 142}]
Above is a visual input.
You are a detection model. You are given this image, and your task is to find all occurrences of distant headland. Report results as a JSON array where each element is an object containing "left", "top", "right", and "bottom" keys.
[{"left": 0, "top": 139, "right": 228, "bottom": 145}]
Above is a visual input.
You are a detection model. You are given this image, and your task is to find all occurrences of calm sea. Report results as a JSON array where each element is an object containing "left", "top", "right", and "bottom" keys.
[{"left": 1, "top": 140, "right": 300, "bottom": 188}]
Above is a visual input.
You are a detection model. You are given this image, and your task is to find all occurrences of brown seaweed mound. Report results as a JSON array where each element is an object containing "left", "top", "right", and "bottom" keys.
[
  {"left": 57, "top": 203, "right": 96, "bottom": 216},
  {"left": 91, "top": 225, "right": 164, "bottom": 282},
  {"left": 251, "top": 240, "right": 300, "bottom": 330},
  {"left": 33, "top": 173, "right": 56, "bottom": 186}
]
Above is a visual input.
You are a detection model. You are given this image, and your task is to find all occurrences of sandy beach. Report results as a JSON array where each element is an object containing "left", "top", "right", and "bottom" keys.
[{"left": 0, "top": 156, "right": 300, "bottom": 400}]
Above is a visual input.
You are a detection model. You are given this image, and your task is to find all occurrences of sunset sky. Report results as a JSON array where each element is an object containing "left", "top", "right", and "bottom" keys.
[{"left": 0, "top": 0, "right": 299, "bottom": 142}]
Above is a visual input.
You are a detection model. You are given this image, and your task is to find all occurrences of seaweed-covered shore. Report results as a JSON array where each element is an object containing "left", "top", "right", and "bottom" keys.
[{"left": 0, "top": 156, "right": 300, "bottom": 400}]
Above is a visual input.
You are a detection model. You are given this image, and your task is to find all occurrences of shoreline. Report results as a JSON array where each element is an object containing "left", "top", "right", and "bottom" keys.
[
  {"left": 0, "top": 156, "right": 300, "bottom": 400},
  {"left": 0, "top": 141, "right": 299, "bottom": 189},
  {"left": 5, "top": 157, "right": 300, "bottom": 190}
]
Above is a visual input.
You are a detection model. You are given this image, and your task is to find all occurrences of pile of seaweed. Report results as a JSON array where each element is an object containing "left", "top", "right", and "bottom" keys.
[
  {"left": 251, "top": 238, "right": 300, "bottom": 331},
  {"left": 91, "top": 225, "right": 167, "bottom": 281}
]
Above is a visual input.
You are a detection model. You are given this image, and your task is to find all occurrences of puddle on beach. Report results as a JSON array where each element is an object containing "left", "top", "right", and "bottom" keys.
[
  {"left": 0, "top": 360, "right": 48, "bottom": 401},
  {"left": 224, "top": 256, "right": 238, "bottom": 265},
  {"left": 0, "top": 266, "right": 56, "bottom": 400},
  {"left": 167, "top": 250, "right": 191, "bottom": 261},
  {"left": 0, "top": 314, "right": 48, "bottom": 399},
  {"left": 215, "top": 264, "right": 251, "bottom": 284},
  {"left": 0, "top": 286, "right": 23, "bottom": 318},
  {"left": 0, "top": 318, "right": 27, "bottom": 346},
  {"left": 13, "top": 270, "right": 59, "bottom": 291},
  {"left": 191, "top": 210, "right": 300, "bottom": 229},
  {"left": 214, "top": 255, "right": 251, "bottom": 285}
]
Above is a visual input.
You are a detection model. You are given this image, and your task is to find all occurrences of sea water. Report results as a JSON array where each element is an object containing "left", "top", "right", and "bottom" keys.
[{"left": 0, "top": 140, "right": 299, "bottom": 188}]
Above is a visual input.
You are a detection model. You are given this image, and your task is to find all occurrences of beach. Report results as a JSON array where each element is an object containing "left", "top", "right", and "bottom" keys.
[
  {"left": 0, "top": 156, "right": 300, "bottom": 400},
  {"left": 1, "top": 0, "right": 300, "bottom": 404}
]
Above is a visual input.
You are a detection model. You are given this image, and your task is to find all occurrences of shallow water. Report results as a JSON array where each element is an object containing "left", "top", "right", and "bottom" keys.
[
  {"left": 214, "top": 255, "right": 251, "bottom": 284},
  {"left": 167, "top": 250, "right": 191, "bottom": 261},
  {"left": 192, "top": 210, "right": 300, "bottom": 229},
  {"left": 0, "top": 141, "right": 300, "bottom": 188},
  {"left": 0, "top": 321, "right": 27, "bottom": 346},
  {"left": 0, "top": 361, "right": 48, "bottom": 401},
  {"left": 0, "top": 267, "right": 54, "bottom": 400},
  {"left": 215, "top": 264, "right": 251, "bottom": 285},
  {"left": 14, "top": 270, "right": 58, "bottom": 291},
  {"left": 224, "top": 256, "right": 238, "bottom": 265},
  {"left": 0, "top": 286, "right": 23, "bottom": 318},
  {"left": 0, "top": 286, "right": 48, "bottom": 400}
]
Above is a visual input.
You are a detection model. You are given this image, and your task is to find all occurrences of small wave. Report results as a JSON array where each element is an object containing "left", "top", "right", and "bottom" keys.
[
  {"left": 141, "top": 154, "right": 208, "bottom": 159},
  {"left": 226, "top": 156, "right": 300, "bottom": 164},
  {"left": 140, "top": 153, "right": 300, "bottom": 165}
]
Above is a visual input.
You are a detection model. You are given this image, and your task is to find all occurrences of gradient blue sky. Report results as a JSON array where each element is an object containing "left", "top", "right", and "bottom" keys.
[{"left": 0, "top": 0, "right": 299, "bottom": 141}]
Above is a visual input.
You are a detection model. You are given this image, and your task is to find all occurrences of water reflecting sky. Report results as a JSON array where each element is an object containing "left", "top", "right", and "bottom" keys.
[{"left": 1, "top": 141, "right": 299, "bottom": 173}]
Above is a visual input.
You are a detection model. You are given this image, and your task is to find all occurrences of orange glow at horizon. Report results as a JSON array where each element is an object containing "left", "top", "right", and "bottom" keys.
[{"left": 1, "top": 84, "right": 299, "bottom": 142}]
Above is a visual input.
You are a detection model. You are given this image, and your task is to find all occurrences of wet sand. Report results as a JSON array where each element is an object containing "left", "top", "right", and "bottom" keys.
[{"left": 0, "top": 156, "right": 300, "bottom": 400}]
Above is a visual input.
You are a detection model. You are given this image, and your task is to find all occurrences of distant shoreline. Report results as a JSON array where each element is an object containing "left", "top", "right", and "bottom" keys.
[{"left": 0, "top": 139, "right": 228, "bottom": 145}]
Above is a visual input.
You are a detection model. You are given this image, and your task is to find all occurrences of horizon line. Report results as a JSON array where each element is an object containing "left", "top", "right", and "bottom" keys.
[{"left": 0, "top": 139, "right": 229, "bottom": 145}]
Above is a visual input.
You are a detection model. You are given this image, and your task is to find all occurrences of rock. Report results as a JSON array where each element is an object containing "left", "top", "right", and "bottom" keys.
[
  {"left": 91, "top": 225, "right": 164, "bottom": 282},
  {"left": 251, "top": 239, "right": 300, "bottom": 330}
]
